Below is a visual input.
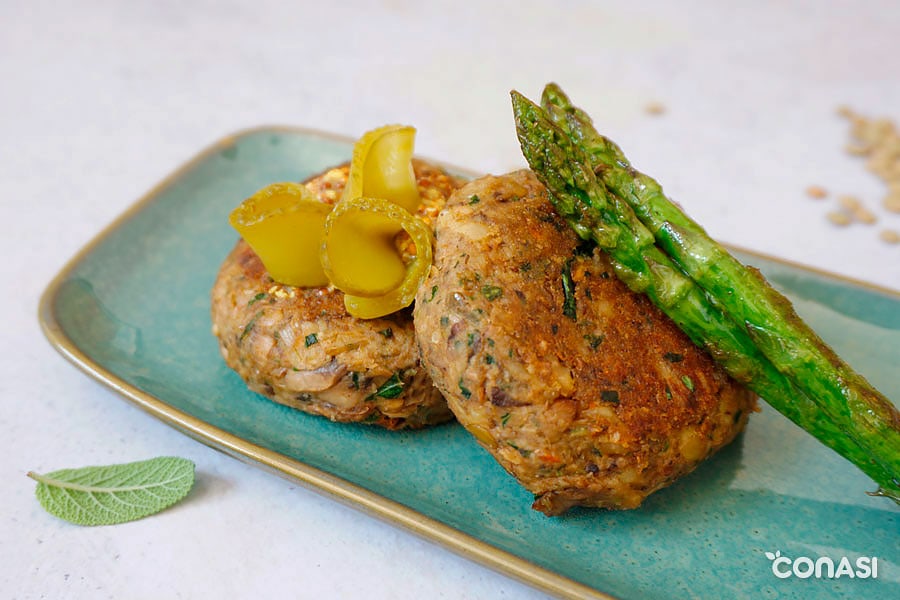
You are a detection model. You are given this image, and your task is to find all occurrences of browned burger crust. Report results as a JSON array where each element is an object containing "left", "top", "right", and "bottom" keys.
[
  {"left": 211, "top": 160, "right": 463, "bottom": 429},
  {"left": 414, "top": 170, "right": 756, "bottom": 512}
]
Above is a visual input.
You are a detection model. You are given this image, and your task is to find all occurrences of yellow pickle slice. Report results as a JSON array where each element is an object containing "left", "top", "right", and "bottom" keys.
[
  {"left": 322, "top": 197, "right": 434, "bottom": 319},
  {"left": 229, "top": 182, "right": 332, "bottom": 287},
  {"left": 343, "top": 124, "right": 421, "bottom": 213}
]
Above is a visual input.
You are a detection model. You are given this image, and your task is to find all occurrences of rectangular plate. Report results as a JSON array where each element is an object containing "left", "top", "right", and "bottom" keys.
[{"left": 39, "top": 127, "right": 899, "bottom": 600}]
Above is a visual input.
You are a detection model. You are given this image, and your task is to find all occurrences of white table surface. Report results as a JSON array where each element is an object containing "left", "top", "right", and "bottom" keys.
[{"left": 4, "top": 1, "right": 898, "bottom": 599}]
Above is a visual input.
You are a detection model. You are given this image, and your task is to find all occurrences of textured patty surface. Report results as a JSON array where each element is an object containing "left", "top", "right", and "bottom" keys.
[
  {"left": 211, "top": 159, "right": 462, "bottom": 429},
  {"left": 415, "top": 170, "right": 756, "bottom": 512}
]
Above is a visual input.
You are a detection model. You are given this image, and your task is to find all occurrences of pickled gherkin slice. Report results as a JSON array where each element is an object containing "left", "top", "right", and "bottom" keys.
[
  {"left": 323, "top": 197, "right": 433, "bottom": 319},
  {"left": 343, "top": 124, "right": 421, "bottom": 213},
  {"left": 321, "top": 197, "right": 406, "bottom": 297},
  {"left": 229, "top": 183, "right": 332, "bottom": 287}
]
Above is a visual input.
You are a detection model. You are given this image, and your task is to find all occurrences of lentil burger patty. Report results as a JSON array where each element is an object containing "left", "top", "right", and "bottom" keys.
[
  {"left": 212, "top": 160, "right": 462, "bottom": 429},
  {"left": 414, "top": 170, "right": 756, "bottom": 512}
]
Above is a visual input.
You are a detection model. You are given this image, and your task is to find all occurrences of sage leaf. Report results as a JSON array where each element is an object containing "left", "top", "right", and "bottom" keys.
[{"left": 28, "top": 456, "right": 195, "bottom": 526}]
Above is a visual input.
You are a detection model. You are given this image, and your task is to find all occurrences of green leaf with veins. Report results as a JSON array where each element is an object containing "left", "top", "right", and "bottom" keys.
[{"left": 28, "top": 456, "right": 195, "bottom": 526}]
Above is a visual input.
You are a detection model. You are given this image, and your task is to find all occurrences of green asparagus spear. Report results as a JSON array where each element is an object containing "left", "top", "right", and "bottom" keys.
[
  {"left": 512, "top": 90, "right": 900, "bottom": 502},
  {"left": 539, "top": 89, "right": 899, "bottom": 501},
  {"left": 538, "top": 83, "right": 900, "bottom": 500}
]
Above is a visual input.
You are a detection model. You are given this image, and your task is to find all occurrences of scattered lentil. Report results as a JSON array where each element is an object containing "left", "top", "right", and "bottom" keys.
[
  {"left": 826, "top": 211, "right": 853, "bottom": 226},
  {"left": 645, "top": 101, "right": 666, "bottom": 116},
  {"left": 879, "top": 229, "right": 900, "bottom": 244},
  {"left": 838, "top": 195, "right": 861, "bottom": 210},
  {"left": 836, "top": 105, "right": 855, "bottom": 119},
  {"left": 854, "top": 207, "right": 878, "bottom": 224},
  {"left": 884, "top": 193, "right": 900, "bottom": 214},
  {"left": 845, "top": 143, "right": 869, "bottom": 156},
  {"left": 805, "top": 185, "right": 828, "bottom": 200}
]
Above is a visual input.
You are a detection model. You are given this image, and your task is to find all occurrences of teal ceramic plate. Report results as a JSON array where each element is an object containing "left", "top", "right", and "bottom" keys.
[{"left": 39, "top": 127, "right": 899, "bottom": 600}]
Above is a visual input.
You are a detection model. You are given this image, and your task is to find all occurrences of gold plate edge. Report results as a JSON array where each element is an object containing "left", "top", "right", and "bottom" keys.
[{"left": 36, "top": 124, "right": 900, "bottom": 600}]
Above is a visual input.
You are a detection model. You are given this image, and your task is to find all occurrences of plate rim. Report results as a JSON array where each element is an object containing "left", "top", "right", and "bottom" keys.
[{"left": 36, "top": 125, "right": 900, "bottom": 600}]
